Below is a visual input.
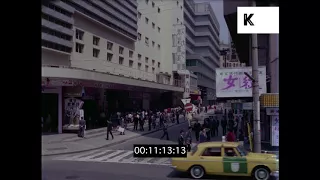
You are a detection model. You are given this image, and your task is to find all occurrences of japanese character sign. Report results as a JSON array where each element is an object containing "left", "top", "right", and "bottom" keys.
[{"left": 216, "top": 67, "right": 267, "bottom": 98}]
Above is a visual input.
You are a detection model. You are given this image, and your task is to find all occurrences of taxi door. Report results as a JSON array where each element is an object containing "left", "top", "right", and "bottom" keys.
[
  {"left": 222, "top": 147, "right": 248, "bottom": 174},
  {"left": 198, "top": 147, "right": 223, "bottom": 174}
]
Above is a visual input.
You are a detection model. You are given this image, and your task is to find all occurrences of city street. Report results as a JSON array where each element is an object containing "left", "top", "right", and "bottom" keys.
[{"left": 42, "top": 122, "right": 253, "bottom": 180}]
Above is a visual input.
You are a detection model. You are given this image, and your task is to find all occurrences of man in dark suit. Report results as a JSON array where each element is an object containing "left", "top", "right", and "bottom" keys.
[
  {"left": 78, "top": 116, "right": 86, "bottom": 138},
  {"left": 193, "top": 120, "right": 201, "bottom": 141},
  {"left": 178, "top": 130, "right": 185, "bottom": 146},
  {"left": 106, "top": 119, "right": 114, "bottom": 140}
]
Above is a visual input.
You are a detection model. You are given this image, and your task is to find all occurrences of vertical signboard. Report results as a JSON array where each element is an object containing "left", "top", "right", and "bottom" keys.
[{"left": 172, "top": 25, "right": 186, "bottom": 71}]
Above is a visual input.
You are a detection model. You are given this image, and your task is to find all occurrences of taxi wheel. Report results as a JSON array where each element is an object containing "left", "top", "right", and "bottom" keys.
[
  {"left": 189, "top": 165, "right": 205, "bottom": 179},
  {"left": 253, "top": 167, "right": 270, "bottom": 180}
]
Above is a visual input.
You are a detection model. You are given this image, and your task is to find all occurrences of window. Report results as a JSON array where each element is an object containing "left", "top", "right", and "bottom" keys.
[
  {"left": 145, "top": 37, "right": 149, "bottom": 46},
  {"left": 75, "top": 29, "right": 84, "bottom": 40},
  {"left": 152, "top": 22, "right": 155, "bottom": 29},
  {"left": 186, "top": 59, "right": 197, "bottom": 66},
  {"left": 119, "top": 46, "right": 124, "bottom": 54},
  {"left": 180, "top": 5, "right": 182, "bottom": 10},
  {"left": 138, "top": 54, "right": 142, "bottom": 60},
  {"left": 145, "top": 65, "right": 149, "bottom": 72},
  {"left": 177, "top": 18, "right": 179, "bottom": 23},
  {"left": 224, "top": 148, "right": 237, "bottom": 157},
  {"left": 145, "top": 0, "right": 149, "bottom": 4},
  {"left": 202, "top": 147, "right": 222, "bottom": 157},
  {"left": 152, "top": 41, "right": 155, "bottom": 47},
  {"left": 158, "top": 7, "right": 160, "bottom": 13},
  {"left": 145, "top": 57, "right": 149, "bottom": 63},
  {"left": 129, "top": 60, "right": 134, "bottom": 67},
  {"left": 107, "top": 42, "right": 113, "bottom": 50},
  {"left": 223, "top": 62, "right": 225, "bottom": 67},
  {"left": 145, "top": 17, "right": 149, "bottom": 24},
  {"left": 93, "top": 48, "right": 100, "bottom": 58},
  {"left": 93, "top": 36, "right": 100, "bottom": 46},
  {"left": 152, "top": 67, "right": 155, "bottom": 73},
  {"left": 138, "top": 63, "right": 142, "bottom": 70},
  {"left": 129, "top": 50, "right": 133, "bottom": 58},
  {"left": 138, "top": 12, "right": 141, "bottom": 19},
  {"left": 119, "top": 57, "right": 124, "bottom": 64},
  {"left": 75, "top": 43, "right": 84, "bottom": 53},
  {"left": 138, "top": 33, "right": 141, "bottom": 40},
  {"left": 177, "top": 1, "right": 179, "bottom": 6},
  {"left": 157, "top": 27, "right": 160, "bottom": 33},
  {"left": 157, "top": 62, "right": 160, "bottom": 68},
  {"left": 157, "top": 44, "right": 161, "bottom": 50},
  {"left": 152, "top": 2, "right": 155, "bottom": 8},
  {"left": 107, "top": 53, "right": 113, "bottom": 61},
  {"left": 152, "top": 59, "right": 155, "bottom": 65}
]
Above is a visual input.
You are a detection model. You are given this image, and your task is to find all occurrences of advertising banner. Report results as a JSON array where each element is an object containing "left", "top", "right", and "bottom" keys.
[{"left": 216, "top": 67, "right": 266, "bottom": 97}]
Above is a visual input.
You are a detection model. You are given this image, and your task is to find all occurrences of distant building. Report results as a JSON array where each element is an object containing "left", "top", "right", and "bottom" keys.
[{"left": 219, "top": 42, "right": 245, "bottom": 68}]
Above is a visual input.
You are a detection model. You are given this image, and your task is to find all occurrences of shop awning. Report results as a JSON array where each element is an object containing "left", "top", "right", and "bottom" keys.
[{"left": 260, "top": 93, "right": 279, "bottom": 108}]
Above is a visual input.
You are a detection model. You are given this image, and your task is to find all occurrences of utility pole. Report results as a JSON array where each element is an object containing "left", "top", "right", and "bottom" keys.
[{"left": 251, "top": 0, "right": 261, "bottom": 153}]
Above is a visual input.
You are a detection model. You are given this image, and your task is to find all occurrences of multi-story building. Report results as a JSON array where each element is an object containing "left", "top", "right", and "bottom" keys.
[
  {"left": 219, "top": 42, "right": 246, "bottom": 68},
  {"left": 184, "top": 0, "right": 220, "bottom": 105},
  {"left": 41, "top": 0, "right": 184, "bottom": 134}
]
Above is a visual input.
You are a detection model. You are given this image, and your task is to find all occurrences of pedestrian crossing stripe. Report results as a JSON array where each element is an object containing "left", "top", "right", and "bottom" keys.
[{"left": 54, "top": 150, "right": 172, "bottom": 166}]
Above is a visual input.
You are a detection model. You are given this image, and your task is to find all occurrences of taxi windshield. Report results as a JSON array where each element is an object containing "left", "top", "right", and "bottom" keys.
[
  {"left": 191, "top": 145, "right": 198, "bottom": 155},
  {"left": 236, "top": 145, "right": 247, "bottom": 156}
]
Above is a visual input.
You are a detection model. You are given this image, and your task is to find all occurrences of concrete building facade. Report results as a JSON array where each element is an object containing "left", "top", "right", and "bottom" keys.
[
  {"left": 41, "top": 0, "right": 184, "bottom": 134},
  {"left": 184, "top": 0, "right": 220, "bottom": 105}
]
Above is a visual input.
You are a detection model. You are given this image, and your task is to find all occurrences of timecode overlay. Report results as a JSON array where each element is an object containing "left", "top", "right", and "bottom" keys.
[{"left": 133, "top": 144, "right": 187, "bottom": 158}]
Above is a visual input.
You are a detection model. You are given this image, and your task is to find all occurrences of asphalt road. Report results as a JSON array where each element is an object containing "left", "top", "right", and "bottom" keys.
[{"left": 42, "top": 122, "right": 255, "bottom": 180}]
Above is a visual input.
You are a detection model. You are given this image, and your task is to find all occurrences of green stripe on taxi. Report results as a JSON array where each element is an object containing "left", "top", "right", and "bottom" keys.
[{"left": 223, "top": 157, "right": 248, "bottom": 173}]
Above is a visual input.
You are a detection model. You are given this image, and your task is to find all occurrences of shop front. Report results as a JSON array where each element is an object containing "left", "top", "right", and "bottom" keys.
[
  {"left": 41, "top": 86, "right": 62, "bottom": 134},
  {"left": 260, "top": 93, "right": 279, "bottom": 149},
  {"left": 63, "top": 86, "right": 105, "bottom": 131}
]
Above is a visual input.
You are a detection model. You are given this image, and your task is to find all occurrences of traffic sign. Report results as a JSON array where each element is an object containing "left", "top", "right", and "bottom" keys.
[{"left": 185, "top": 103, "right": 193, "bottom": 112}]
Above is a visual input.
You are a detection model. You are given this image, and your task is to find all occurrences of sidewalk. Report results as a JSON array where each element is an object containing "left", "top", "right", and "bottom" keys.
[{"left": 42, "top": 116, "right": 188, "bottom": 156}]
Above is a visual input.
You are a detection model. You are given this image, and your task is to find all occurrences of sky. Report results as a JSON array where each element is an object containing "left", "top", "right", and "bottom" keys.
[{"left": 195, "top": 0, "right": 230, "bottom": 44}]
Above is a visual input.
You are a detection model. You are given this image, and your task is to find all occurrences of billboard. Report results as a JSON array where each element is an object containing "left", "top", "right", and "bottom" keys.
[{"left": 216, "top": 67, "right": 266, "bottom": 97}]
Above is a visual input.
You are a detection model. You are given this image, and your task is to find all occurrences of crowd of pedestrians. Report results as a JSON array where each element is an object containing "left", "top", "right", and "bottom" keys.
[{"left": 178, "top": 113, "right": 246, "bottom": 152}]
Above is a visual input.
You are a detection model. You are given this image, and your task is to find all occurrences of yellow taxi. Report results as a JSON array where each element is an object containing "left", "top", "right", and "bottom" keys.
[{"left": 171, "top": 142, "right": 278, "bottom": 180}]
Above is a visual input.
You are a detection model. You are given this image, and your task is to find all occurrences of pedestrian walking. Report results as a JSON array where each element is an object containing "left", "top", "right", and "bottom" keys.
[
  {"left": 106, "top": 120, "right": 114, "bottom": 140},
  {"left": 78, "top": 115, "right": 86, "bottom": 138},
  {"left": 178, "top": 130, "right": 185, "bottom": 146},
  {"left": 139, "top": 114, "right": 144, "bottom": 131},
  {"left": 160, "top": 123, "right": 169, "bottom": 140},
  {"left": 221, "top": 118, "right": 227, "bottom": 135},
  {"left": 199, "top": 128, "right": 207, "bottom": 143},
  {"left": 226, "top": 128, "right": 236, "bottom": 142},
  {"left": 238, "top": 129, "right": 244, "bottom": 146},
  {"left": 215, "top": 118, "right": 220, "bottom": 136},
  {"left": 203, "top": 119, "right": 211, "bottom": 141},
  {"left": 176, "top": 111, "right": 180, "bottom": 124},
  {"left": 148, "top": 114, "right": 152, "bottom": 131},
  {"left": 193, "top": 120, "right": 201, "bottom": 141},
  {"left": 133, "top": 114, "right": 138, "bottom": 131},
  {"left": 210, "top": 117, "right": 216, "bottom": 137},
  {"left": 233, "top": 117, "right": 239, "bottom": 136},
  {"left": 185, "top": 127, "right": 192, "bottom": 152}
]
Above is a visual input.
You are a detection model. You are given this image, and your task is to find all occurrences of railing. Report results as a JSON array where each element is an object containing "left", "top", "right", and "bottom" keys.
[{"left": 42, "top": 65, "right": 184, "bottom": 88}]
